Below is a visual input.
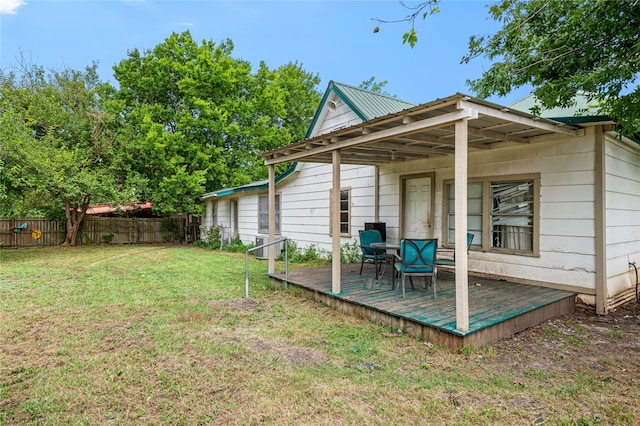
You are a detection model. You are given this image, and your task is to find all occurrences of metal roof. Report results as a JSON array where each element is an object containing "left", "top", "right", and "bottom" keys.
[
  {"left": 202, "top": 163, "right": 298, "bottom": 199},
  {"left": 262, "top": 93, "right": 583, "bottom": 166},
  {"left": 330, "top": 81, "right": 415, "bottom": 121}
]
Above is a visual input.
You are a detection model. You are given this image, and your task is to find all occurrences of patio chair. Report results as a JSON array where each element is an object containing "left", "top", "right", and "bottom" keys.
[
  {"left": 435, "top": 233, "right": 474, "bottom": 267},
  {"left": 392, "top": 238, "right": 438, "bottom": 299},
  {"left": 358, "top": 229, "right": 389, "bottom": 278}
]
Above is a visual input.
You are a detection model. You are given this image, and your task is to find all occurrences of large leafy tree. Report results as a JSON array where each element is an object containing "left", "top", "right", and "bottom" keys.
[
  {"left": 463, "top": 0, "right": 640, "bottom": 136},
  {"left": 379, "top": 1, "right": 640, "bottom": 136},
  {"left": 106, "top": 31, "right": 320, "bottom": 216},
  {"left": 0, "top": 64, "right": 123, "bottom": 245}
]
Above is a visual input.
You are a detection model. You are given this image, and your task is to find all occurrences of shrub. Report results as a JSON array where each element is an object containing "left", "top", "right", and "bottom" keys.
[
  {"left": 341, "top": 239, "right": 361, "bottom": 263},
  {"left": 101, "top": 233, "right": 114, "bottom": 244},
  {"left": 194, "top": 225, "right": 223, "bottom": 249}
]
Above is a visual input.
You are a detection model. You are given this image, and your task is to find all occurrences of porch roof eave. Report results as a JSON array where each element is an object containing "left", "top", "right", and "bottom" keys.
[{"left": 262, "top": 93, "right": 583, "bottom": 166}]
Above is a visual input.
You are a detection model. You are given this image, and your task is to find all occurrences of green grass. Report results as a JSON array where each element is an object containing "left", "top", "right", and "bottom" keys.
[{"left": 0, "top": 246, "right": 638, "bottom": 425}]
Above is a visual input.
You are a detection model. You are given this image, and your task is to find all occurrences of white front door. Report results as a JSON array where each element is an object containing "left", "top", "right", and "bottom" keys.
[{"left": 402, "top": 175, "right": 433, "bottom": 239}]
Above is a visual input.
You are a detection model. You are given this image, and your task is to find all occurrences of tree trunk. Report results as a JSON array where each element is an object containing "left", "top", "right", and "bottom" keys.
[{"left": 64, "top": 198, "right": 89, "bottom": 246}]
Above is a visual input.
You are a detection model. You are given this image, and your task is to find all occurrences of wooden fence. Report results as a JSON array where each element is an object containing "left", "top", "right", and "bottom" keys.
[
  {"left": 0, "top": 218, "right": 64, "bottom": 248},
  {"left": 0, "top": 217, "right": 192, "bottom": 248},
  {"left": 80, "top": 217, "right": 184, "bottom": 245}
]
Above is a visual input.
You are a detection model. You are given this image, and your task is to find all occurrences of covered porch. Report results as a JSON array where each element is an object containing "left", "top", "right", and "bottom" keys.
[
  {"left": 261, "top": 93, "right": 585, "bottom": 335},
  {"left": 269, "top": 265, "right": 576, "bottom": 349}
]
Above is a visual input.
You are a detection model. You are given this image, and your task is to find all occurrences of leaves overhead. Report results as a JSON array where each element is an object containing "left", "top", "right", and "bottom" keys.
[
  {"left": 107, "top": 31, "right": 321, "bottom": 216},
  {"left": 463, "top": 0, "right": 640, "bottom": 136},
  {"left": 372, "top": 0, "right": 440, "bottom": 47}
]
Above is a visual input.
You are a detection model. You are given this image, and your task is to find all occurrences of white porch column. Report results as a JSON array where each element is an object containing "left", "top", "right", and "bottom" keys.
[
  {"left": 332, "top": 150, "right": 341, "bottom": 293},
  {"left": 454, "top": 119, "right": 469, "bottom": 332},
  {"left": 268, "top": 164, "right": 276, "bottom": 274},
  {"left": 594, "top": 126, "right": 607, "bottom": 314}
]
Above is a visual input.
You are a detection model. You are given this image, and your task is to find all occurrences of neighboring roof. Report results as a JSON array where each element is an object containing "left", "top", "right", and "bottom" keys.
[
  {"left": 306, "top": 81, "right": 415, "bottom": 138},
  {"left": 202, "top": 163, "right": 298, "bottom": 200},
  {"left": 86, "top": 202, "right": 152, "bottom": 215},
  {"left": 508, "top": 92, "right": 612, "bottom": 125},
  {"left": 263, "top": 93, "right": 583, "bottom": 166}
]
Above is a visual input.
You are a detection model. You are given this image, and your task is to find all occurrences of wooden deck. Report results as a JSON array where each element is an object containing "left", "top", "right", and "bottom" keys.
[{"left": 268, "top": 263, "right": 576, "bottom": 349}]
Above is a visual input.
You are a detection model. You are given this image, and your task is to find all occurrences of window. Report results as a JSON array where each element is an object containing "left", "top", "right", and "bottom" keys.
[
  {"left": 490, "top": 180, "right": 534, "bottom": 251},
  {"left": 330, "top": 188, "right": 351, "bottom": 237},
  {"left": 258, "top": 193, "right": 281, "bottom": 234},
  {"left": 446, "top": 182, "right": 483, "bottom": 247},
  {"left": 444, "top": 175, "right": 539, "bottom": 255}
]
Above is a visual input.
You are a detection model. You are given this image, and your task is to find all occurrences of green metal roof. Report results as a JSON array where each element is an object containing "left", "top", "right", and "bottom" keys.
[
  {"left": 508, "top": 91, "right": 603, "bottom": 120},
  {"left": 306, "top": 81, "right": 415, "bottom": 138},
  {"left": 330, "top": 81, "right": 415, "bottom": 121},
  {"left": 202, "top": 163, "right": 297, "bottom": 199}
]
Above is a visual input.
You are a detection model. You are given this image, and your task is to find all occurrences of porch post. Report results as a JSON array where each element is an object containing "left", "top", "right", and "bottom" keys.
[
  {"left": 454, "top": 119, "right": 469, "bottom": 332},
  {"left": 594, "top": 126, "right": 607, "bottom": 314},
  {"left": 332, "top": 150, "right": 341, "bottom": 293},
  {"left": 268, "top": 164, "right": 276, "bottom": 274}
]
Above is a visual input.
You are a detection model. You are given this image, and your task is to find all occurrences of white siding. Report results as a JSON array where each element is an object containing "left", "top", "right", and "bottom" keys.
[
  {"left": 605, "top": 136, "right": 640, "bottom": 296},
  {"left": 278, "top": 163, "right": 376, "bottom": 251},
  {"left": 309, "top": 98, "right": 362, "bottom": 137},
  {"left": 377, "top": 131, "right": 599, "bottom": 292}
]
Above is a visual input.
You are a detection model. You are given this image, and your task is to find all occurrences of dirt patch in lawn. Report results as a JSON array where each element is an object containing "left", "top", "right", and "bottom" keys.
[
  {"left": 493, "top": 301, "right": 640, "bottom": 365},
  {"left": 248, "top": 338, "right": 325, "bottom": 367},
  {"left": 207, "top": 297, "right": 261, "bottom": 312}
]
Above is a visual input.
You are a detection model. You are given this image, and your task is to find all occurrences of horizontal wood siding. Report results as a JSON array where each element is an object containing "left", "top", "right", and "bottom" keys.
[
  {"left": 378, "top": 131, "right": 599, "bottom": 292},
  {"left": 276, "top": 163, "right": 376, "bottom": 250},
  {"left": 312, "top": 105, "right": 361, "bottom": 136},
  {"left": 604, "top": 136, "right": 640, "bottom": 301}
]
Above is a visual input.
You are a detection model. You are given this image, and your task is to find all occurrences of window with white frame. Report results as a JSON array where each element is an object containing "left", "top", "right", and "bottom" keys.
[
  {"left": 330, "top": 188, "right": 351, "bottom": 237},
  {"left": 258, "top": 193, "right": 281, "bottom": 234},
  {"left": 445, "top": 175, "right": 538, "bottom": 255}
]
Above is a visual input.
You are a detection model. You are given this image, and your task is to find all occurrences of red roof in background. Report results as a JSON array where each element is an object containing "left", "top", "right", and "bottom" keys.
[{"left": 86, "top": 202, "right": 152, "bottom": 215}]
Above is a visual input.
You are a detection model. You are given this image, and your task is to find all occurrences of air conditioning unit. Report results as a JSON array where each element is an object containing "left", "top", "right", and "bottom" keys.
[
  {"left": 255, "top": 236, "right": 282, "bottom": 260},
  {"left": 255, "top": 236, "right": 266, "bottom": 259}
]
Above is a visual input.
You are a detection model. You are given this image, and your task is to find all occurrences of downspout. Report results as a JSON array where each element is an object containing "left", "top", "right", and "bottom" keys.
[{"left": 595, "top": 126, "right": 607, "bottom": 314}]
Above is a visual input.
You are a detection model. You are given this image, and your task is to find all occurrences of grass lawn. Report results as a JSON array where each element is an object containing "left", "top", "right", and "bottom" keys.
[{"left": 0, "top": 245, "right": 638, "bottom": 425}]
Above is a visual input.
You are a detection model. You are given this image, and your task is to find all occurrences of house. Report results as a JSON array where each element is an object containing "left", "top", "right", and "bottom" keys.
[
  {"left": 201, "top": 81, "right": 413, "bottom": 250},
  {"left": 202, "top": 81, "right": 640, "bottom": 329}
]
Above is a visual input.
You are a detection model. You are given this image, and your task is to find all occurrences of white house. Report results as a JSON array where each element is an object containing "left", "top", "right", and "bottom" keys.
[
  {"left": 203, "top": 81, "right": 640, "bottom": 323},
  {"left": 201, "top": 81, "right": 413, "bottom": 251}
]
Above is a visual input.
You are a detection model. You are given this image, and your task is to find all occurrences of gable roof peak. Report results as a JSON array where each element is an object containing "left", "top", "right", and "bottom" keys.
[{"left": 325, "top": 80, "right": 415, "bottom": 122}]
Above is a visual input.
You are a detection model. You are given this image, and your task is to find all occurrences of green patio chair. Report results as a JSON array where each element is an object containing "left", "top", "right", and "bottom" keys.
[
  {"left": 358, "top": 229, "right": 389, "bottom": 278},
  {"left": 392, "top": 238, "right": 438, "bottom": 299},
  {"left": 435, "top": 233, "right": 474, "bottom": 267}
]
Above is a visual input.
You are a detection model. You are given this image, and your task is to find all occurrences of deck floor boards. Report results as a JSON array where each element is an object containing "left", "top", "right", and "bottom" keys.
[{"left": 270, "top": 263, "right": 576, "bottom": 346}]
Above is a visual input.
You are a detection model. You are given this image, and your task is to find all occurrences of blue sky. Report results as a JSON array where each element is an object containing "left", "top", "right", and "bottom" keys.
[{"left": 0, "top": 0, "right": 532, "bottom": 106}]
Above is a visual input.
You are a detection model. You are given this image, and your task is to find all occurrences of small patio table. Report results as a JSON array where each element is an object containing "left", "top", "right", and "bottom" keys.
[{"left": 370, "top": 241, "right": 400, "bottom": 286}]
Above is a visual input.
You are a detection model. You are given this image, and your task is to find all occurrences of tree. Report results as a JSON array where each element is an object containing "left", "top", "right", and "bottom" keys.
[
  {"left": 0, "top": 63, "right": 123, "bottom": 245},
  {"left": 372, "top": 1, "right": 440, "bottom": 47},
  {"left": 106, "top": 31, "right": 320, "bottom": 216},
  {"left": 359, "top": 76, "right": 394, "bottom": 97},
  {"left": 462, "top": 0, "right": 640, "bottom": 136}
]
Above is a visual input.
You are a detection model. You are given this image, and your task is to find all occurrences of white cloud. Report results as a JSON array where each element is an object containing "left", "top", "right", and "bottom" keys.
[{"left": 0, "top": 0, "right": 26, "bottom": 15}]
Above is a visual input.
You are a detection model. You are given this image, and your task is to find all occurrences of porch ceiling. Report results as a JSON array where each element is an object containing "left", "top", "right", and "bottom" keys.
[{"left": 262, "top": 93, "right": 584, "bottom": 166}]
